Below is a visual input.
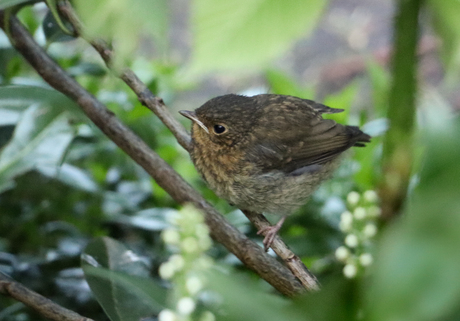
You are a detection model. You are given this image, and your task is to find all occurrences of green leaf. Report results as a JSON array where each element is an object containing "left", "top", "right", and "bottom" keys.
[
  {"left": 0, "top": 47, "right": 19, "bottom": 81},
  {"left": 292, "top": 277, "right": 359, "bottom": 321},
  {"left": 322, "top": 81, "right": 359, "bottom": 124},
  {"left": 368, "top": 118, "right": 460, "bottom": 321},
  {"left": 0, "top": 0, "right": 34, "bottom": 10},
  {"left": 265, "top": 69, "right": 314, "bottom": 98},
  {"left": 427, "top": 0, "right": 460, "bottom": 80},
  {"left": 73, "top": 0, "right": 168, "bottom": 69},
  {"left": 366, "top": 60, "right": 390, "bottom": 116},
  {"left": 208, "top": 269, "right": 358, "bottom": 321},
  {"left": 0, "top": 102, "right": 76, "bottom": 193},
  {"left": 0, "top": 85, "right": 81, "bottom": 192},
  {"left": 207, "top": 269, "right": 304, "bottom": 321},
  {"left": 0, "top": 85, "right": 81, "bottom": 124},
  {"left": 0, "top": 108, "right": 21, "bottom": 127},
  {"left": 42, "top": 10, "right": 76, "bottom": 43},
  {"left": 82, "top": 237, "right": 166, "bottom": 321},
  {"left": 83, "top": 266, "right": 166, "bottom": 321},
  {"left": 37, "top": 163, "right": 98, "bottom": 192},
  {"left": 110, "top": 208, "right": 175, "bottom": 231},
  {"left": 189, "top": 0, "right": 327, "bottom": 76},
  {"left": 68, "top": 63, "right": 107, "bottom": 77}
]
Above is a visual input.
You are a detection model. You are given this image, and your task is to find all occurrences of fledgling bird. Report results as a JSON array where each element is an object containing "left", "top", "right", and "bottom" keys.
[{"left": 180, "top": 94, "right": 370, "bottom": 251}]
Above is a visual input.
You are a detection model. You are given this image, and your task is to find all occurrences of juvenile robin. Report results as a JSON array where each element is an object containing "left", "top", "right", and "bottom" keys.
[{"left": 180, "top": 94, "right": 370, "bottom": 251}]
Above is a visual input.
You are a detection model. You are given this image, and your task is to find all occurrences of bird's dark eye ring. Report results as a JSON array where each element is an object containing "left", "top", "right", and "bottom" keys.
[{"left": 213, "top": 124, "right": 226, "bottom": 134}]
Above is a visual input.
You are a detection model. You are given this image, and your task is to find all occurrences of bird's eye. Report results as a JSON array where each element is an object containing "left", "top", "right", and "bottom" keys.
[{"left": 213, "top": 124, "right": 226, "bottom": 134}]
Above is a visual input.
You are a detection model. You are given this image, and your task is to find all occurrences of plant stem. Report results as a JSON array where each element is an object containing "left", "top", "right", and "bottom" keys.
[{"left": 380, "top": 0, "right": 424, "bottom": 221}]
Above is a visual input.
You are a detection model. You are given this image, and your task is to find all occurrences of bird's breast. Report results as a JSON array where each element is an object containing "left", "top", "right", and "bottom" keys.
[{"left": 190, "top": 140, "right": 246, "bottom": 202}]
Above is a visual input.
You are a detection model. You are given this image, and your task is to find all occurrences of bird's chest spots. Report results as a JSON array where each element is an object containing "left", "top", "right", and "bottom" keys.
[{"left": 191, "top": 141, "right": 244, "bottom": 197}]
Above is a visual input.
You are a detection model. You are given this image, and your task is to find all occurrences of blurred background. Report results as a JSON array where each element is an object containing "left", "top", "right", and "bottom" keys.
[{"left": 1, "top": 0, "right": 460, "bottom": 320}]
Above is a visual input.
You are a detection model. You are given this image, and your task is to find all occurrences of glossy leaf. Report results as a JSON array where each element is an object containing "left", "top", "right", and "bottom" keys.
[
  {"left": 42, "top": 10, "right": 76, "bottom": 43},
  {"left": 0, "top": 103, "right": 76, "bottom": 193},
  {"left": 37, "top": 163, "right": 98, "bottom": 192},
  {"left": 110, "top": 207, "right": 175, "bottom": 231},
  {"left": 0, "top": 85, "right": 80, "bottom": 116},
  {"left": 82, "top": 237, "right": 166, "bottom": 321},
  {"left": 0, "top": 86, "right": 82, "bottom": 193}
]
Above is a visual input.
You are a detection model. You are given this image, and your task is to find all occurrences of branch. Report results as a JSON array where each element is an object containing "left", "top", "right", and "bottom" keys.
[
  {"left": 56, "top": 2, "right": 319, "bottom": 292},
  {"left": 243, "top": 210, "right": 320, "bottom": 291},
  {"left": 0, "top": 11, "right": 304, "bottom": 296},
  {"left": 0, "top": 272, "right": 93, "bottom": 321}
]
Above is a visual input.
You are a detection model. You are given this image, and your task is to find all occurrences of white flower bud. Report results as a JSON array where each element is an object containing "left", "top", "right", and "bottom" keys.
[
  {"left": 345, "top": 234, "right": 359, "bottom": 248},
  {"left": 347, "top": 191, "right": 360, "bottom": 206},
  {"left": 353, "top": 207, "right": 366, "bottom": 220},
  {"left": 177, "top": 297, "right": 196, "bottom": 315},
  {"left": 195, "top": 223, "right": 210, "bottom": 237},
  {"left": 200, "top": 311, "right": 216, "bottom": 321},
  {"left": 359, "top": 253, "right": 373, "bottom": 266},
  {"left": 159, "top": 262, "right": 175, "bottom": 280},
  {"left": 187, "top": 208, "right": 202, "bottom": 223},
  {"left": 363, "top": 190, "right": 378, "bottom": 203},
  {"left": 169, "top": 254, "right": 185, "bottom": 271},
  {"left": 186, "top": 275, "right": 203, "bottom": 295},
  {"left": 335, "top": 246, "right": 350, "bottom": 261},
  {"left": 367, "top": 205, "right": 382, "bottom": 217},
  {"left": 343, "top": 263, "right": 357, "bottom": 278},
  {"left": 196, "top": 256, "right": 213, "bottom": 269},
  {"left": 162, "top": 229, "right": 181, "bottom": 245},
  {"left": 158, "top": 309, "right": 177, "bottom": 321},
  {"left": 199, "top": 238, "right": 212, "bottom": 251},
  {"left": 339, "top": 211, "right": 353, "bottom": 232},
  {"left": 363, "top": 223, "right": 377, "bottom": 238},
  {"left": 182, "top": 237, "right": 199, "bottom": 253},
  {"left": 197, "top": 233, "right": 212, "bottom": 251}
]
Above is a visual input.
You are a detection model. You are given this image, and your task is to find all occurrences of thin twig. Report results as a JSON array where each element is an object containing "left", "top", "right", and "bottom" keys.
[
  {"left": 0, "top": 272, "right": 93, "bottom": 321},
  {"left": 0, "top": 10, "right": 304, "bottom": 297},
  {"left": 242, "top": 210, "right": 320, "bottom": 291},
  {"left": 58, "top": 0, "right": 192, "bottom": 152}
]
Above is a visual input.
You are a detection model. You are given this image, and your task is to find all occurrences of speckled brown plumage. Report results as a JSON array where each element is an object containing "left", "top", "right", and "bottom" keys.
[{"left": 180, "top": 94, "right": 370, "bottom": 250}]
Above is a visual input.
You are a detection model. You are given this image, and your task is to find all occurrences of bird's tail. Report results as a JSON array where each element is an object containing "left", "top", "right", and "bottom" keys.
[{"left": 347, "top": 126, "right": 371, "bottom": 147}]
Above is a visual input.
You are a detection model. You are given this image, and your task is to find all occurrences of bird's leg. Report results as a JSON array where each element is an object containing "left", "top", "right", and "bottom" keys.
[{"left": 257, "top": 215, "right": 287, "bottom": 252}]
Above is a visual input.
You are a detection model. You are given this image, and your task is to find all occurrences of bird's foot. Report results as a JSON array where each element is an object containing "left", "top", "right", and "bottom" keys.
[{"left": 257, "top": 216, "right": 286, "bottom": 252}]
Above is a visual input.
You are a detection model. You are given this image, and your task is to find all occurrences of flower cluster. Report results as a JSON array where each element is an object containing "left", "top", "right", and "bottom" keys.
[
  {"left": 335, "top": 190, "right": 381, "bottom": 278},
  {"left": 158, "top": 205, "right": 215, "bottom": 321}
]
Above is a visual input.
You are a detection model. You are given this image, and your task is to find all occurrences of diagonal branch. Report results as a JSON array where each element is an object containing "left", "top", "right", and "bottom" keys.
[
  {"left": 0, "top": 272, "right": 93, "bottom": 321},
  {"left": 243, "top": 210, "right": 320, "bottom": 291},
  {"left": 0, "top": 10, "right": 304, "bottom": 296}
]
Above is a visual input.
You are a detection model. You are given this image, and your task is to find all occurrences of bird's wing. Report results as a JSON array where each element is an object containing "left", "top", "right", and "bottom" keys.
[{"left": 245, "top": 96, "right": 370, "bottom": 174}]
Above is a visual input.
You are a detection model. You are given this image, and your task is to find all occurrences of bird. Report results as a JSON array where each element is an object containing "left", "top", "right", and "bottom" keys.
[{"left": 180, "top": 94, "right": 370, "bottom": 251}]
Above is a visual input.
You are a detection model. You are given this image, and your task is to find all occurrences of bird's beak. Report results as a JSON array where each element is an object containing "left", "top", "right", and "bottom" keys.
[{"left": 179, "top": 110, "right": 209, "bottom": 134}]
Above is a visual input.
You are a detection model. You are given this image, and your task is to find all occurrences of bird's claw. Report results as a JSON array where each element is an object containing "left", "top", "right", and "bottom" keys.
[{"left": 257, "top": 225, "right": 282, "bottom": 252}]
